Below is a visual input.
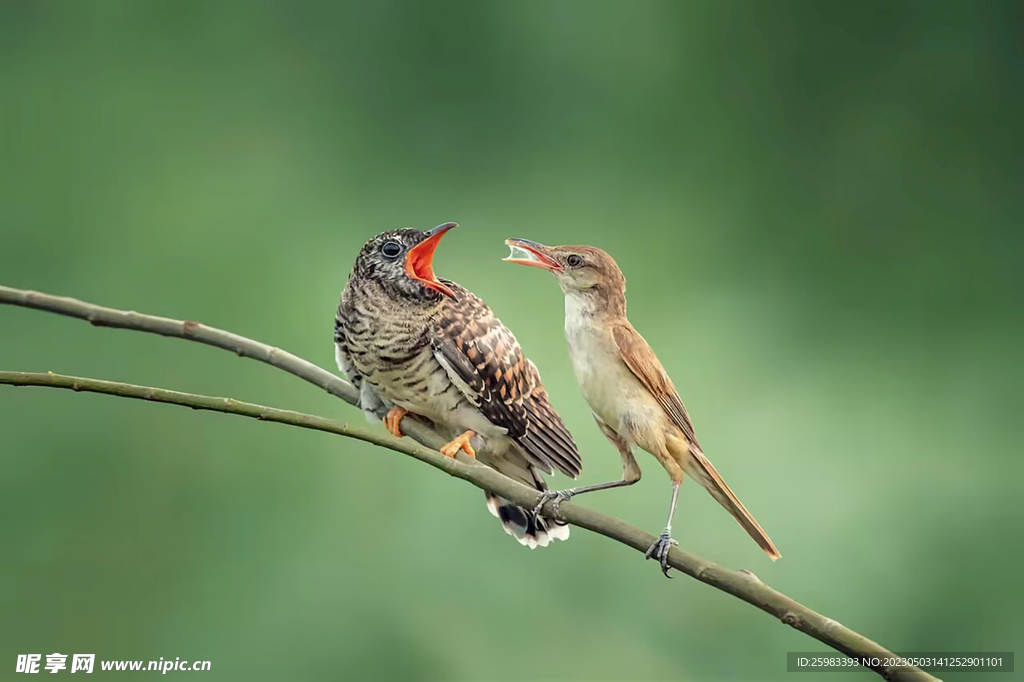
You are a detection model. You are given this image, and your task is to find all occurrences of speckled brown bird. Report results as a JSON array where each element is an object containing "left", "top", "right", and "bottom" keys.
[
  {"left": 334, "top": 224, "right": 581, "bottom": 548},
  {"left": 504, "top": 238, "right": 779, "bottom": 574}
]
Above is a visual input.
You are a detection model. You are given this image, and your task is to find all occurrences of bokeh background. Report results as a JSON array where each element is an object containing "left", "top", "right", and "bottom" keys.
[{"left": 1, "top": 1, "right": 1021, "bottom": 680}]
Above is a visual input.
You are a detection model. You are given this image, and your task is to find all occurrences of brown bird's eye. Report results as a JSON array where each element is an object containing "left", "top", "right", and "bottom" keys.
[
  {"left": 566, "top": 254, "right": 584, "bottom": 268},
  {"left": 381, "top": 241, "right": 402, "bottom": 259}
]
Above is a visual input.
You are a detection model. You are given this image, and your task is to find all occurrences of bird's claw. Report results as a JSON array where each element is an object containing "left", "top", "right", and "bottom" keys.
[
  {"left": 384, "top": 407, "right": 408, "bottom": 438},
  {"left": 439, "top": 431, "right": 476, "bottom": 458},
  {"left": 531, "top": 490, "right": 574, "bottom": 524},
  {"left": 645, "top": 532, "right": 678, "bottom": 578}
]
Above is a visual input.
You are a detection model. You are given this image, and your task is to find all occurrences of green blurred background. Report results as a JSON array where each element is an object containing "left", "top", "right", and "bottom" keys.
[{"left": 1, "top": 1, "right": 1021, "bottom": 680}]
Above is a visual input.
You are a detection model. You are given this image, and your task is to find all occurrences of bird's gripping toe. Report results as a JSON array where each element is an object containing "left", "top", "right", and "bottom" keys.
[
  {"left": 440, "top": 430, "right": 476, "bottom": 458},
  {"left": 645, "top": 531, "right": 678, "bottom": 578},
  {"left": 384, "top": 407, "right": 408, "bottom": 438},
  {"left": 530, "top": 490, "right": 575, "bottom": 524}
]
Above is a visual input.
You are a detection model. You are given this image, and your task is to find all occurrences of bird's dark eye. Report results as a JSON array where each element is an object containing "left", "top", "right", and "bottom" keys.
[
  {"left": 381, "top": 241, "right": 402, "bottom": 259},
  {"left": 566, "top": 254, "right": 584, "bottom": 268}
]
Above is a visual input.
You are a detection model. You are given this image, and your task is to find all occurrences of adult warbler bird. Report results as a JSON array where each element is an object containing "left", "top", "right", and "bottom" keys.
[
  {"left": 504, "top": 238, "right": 779, "bottom": 574},
  {"left": 333, "top": 224, "right": 581, "bottom": 548}
]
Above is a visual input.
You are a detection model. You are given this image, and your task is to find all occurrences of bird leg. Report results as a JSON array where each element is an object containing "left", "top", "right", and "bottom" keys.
[
  {"left": 645, "top": 482, "right": 681, "bottom": 578},
  {"left": 384, "top": 406, "right": 408, "bottom": 438},
  {"left": 531, "top": 476, "right": 639, "bottom": 524},
  {"left": 440, "top": 430, "right": 477, "bottom": 458},
  {"left": 532, "top": 419, "right": 642, "bottom": 523}
]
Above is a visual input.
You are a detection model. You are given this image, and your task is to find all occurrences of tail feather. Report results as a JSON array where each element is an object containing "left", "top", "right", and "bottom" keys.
[
  {"left": 485, "top": 491, "right": 570, "bottom": 549},
  {"left": 682, "top": 447, "right": 781, "bottom": 560}
]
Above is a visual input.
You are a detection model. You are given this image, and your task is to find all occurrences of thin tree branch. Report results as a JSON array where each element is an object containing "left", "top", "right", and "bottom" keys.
[
  {"left": 0, "top": 284, "right": 358, "bottom": 401},
  {"left": 0, "top": 288, "right": 937, "bottom": 681},
  {"left": 0, "top": 285, "right": 444, "bottom": 450},
  {"left": 0, "top": 375, "right": 936, "bottom": 682},
  {"left": 0, "top": 371, "right": 459, "bottom": 473}
]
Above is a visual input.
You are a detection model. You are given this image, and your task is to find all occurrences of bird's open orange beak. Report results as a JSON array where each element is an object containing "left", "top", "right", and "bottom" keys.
[
  {"left": 503, "top": 238, "right": 562, "bottom": 272},
  {"left": 406, "top": 223, "right": 458, "bottom": 299}
]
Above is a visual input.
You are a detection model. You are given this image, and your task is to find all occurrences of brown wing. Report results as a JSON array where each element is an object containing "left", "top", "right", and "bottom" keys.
[
  {"left": 613, "top": 325, "right": 780, "bottom": 558},
  {"left": 611, "top": 323, "right": 701, "bottom": 450},
  {"left": 432, "top": 281, "right": 581, "bottom": 478}
]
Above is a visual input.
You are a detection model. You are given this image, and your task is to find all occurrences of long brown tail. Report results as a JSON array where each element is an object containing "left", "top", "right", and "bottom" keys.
[{"left": 679, "top": 444, "right": 781, "bottom": 560}]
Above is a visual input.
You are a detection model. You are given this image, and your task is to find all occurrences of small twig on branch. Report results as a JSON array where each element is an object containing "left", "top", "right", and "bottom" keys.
[{"left": 0, "top": 287, "right": 937, "bottom": 682}]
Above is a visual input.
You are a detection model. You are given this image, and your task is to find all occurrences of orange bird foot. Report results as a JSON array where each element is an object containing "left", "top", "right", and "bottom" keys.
[
  {"left": 384, "top": 407, "right": 408, "bottom": 438},
  {"left": 440, "top": 431, "right": 477, "bottom": 458}
]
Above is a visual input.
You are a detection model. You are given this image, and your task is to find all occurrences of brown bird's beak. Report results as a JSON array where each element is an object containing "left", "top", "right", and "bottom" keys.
[
  {"left": 503, "top": 238, "right": 562, "bottom": 272},
  {"left": 406, "top": 222, "right": 458, "bottom": 299}
]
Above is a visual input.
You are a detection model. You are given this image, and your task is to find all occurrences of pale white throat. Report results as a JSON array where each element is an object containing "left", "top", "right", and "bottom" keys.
[{"left": 562, "top": 290, "right": 642, "bottom": 438}]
